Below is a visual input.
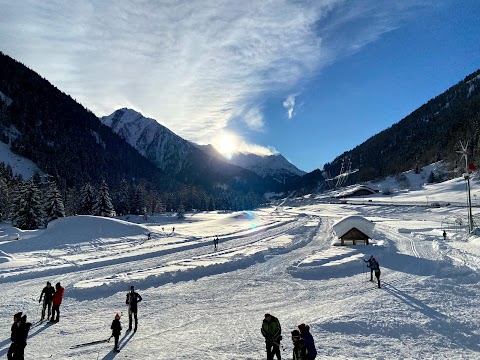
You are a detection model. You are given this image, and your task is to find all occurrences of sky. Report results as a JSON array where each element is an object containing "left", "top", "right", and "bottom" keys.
[{"left": 1, "top": 0, "right": 480, "bottom": 172}]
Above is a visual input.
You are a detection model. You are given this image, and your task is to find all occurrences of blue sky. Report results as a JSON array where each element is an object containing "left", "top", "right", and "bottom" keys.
[{"left": 1, "top": 1, "right": 479, "bottom": 172}]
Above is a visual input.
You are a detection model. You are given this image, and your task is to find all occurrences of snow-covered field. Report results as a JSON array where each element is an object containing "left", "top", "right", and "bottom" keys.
[{"left": 1, "top": 176, "right": 480, "bottom": 359}]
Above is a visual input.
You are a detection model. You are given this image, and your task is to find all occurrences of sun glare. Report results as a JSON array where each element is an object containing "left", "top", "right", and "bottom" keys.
[{"left": 214, "top": 133, "right": 238, "bottom": 159}]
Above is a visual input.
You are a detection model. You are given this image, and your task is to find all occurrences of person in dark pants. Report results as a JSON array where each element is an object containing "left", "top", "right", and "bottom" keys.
[
  {"left": 213, "top": 236, "right": 219, "bottom": 251},
  {"left": 364, "top": 255, "right": 376, "bottom": 282},
  {"left": 126, "top": 285, "right": 142, "bottom": 332},
  {"left": 298, "top": 324, "right": 317, "bottom": 359},
  {"left": 50, "top": 282, "right": 64, "bottom": 322},
  {"left": 111, "top": 313, "right": 122, "bottom": 353},
  {"left": 261, "top": 313, "right": 282, "bottom": 360},
  {"left": 371, "top": 260, "right": 381, "bottom": 288},
  {"left": 39, "top": 281, "right": 55, "bottom": 321},
  {"left": 291, "top": 329, "right": 308, "bottom": 360},
  {"left": 8, "top": 312, "right": 31, "bottom": 360}
]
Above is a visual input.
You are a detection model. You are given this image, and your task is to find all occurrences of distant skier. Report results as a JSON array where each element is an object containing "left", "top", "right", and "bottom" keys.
[
  {"left": 443, "top": 230, "right": 447, "bottom": 240},
  {"left": 172, "top": 226, "right": 175, "bottom": 233},
  {"left": 371, "top": 260, "right": 381, "bottom": 288},
  {"left": 111, "top": 313, "right": 122, "bottom": 353},
  {"left": 364, "top": 255, "right": 376, "bottom": 282},
  {"left": 126, "top": 285, "right": 142, "bottom": 332},
  {"left": 291, "top": 329, "right": 308, "bottom": 360},
  {"left": 38, "top": 281, "right": 55, "bottom": 321},
  {"left": 147, "top": 232, "right": 151, "bottom": 240},
  {"left": 261, "top": 313, "right": 282, "bottom": 360},
  {"left": 213, "top": 236, "right": 219, "bottom": 251},
  {"left": 7, "top": 312, "right": 31, "bottom": 360},
  {"left": 298, "top": 324, "right": 317, "bottom": 359},
  {"left": 50, "top": 282, "right": 64, "bottom": 322}
]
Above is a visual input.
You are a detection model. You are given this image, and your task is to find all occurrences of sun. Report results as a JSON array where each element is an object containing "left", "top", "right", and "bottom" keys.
[{"left": 213, "top": 132, "right": 239, "bottom": 159}]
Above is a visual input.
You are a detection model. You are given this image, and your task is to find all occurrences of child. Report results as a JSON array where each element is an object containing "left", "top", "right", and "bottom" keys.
[
  {"left": 111, "top": 313, "right": 122, "bottom": 353},
  {"left": 291, "top": 329, "right": 308, "bottom": 360}
]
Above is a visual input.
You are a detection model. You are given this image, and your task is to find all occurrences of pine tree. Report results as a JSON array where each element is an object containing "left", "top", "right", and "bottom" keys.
[
  {"left": 176, "top": 203, "right": 185, "bottom": 219},
  {"left": 12, "top": 179, "right": 44, "bottom": 230},
  {"left": 93, "top": 180, "right": 115, "bottom": 217},
  {"left": 0, "top": 178, "right": 8, "bottom": 220},
  {"left": 114, "top": 178, "right": 130, "bottom": 216},
  {"left": 64, "top": 187, "right": 79, "bottom": 216},
  {"left": 78, "top": 183, "right": 96, "bottom": 215},
  {"left": 44, "top": 180, "right": 65, "bottom": 224}
]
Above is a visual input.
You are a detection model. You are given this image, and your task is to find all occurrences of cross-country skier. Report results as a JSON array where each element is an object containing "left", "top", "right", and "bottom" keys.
[
  {"left": 298, "top": 324, "right": 317, "bottom": 359},
  {"left": 291, "top": 329, "right": 308, "bottom": 360},
  {"left": 126, "top": 285, "right": 142, "bottom": 332},
  {"left": 39, "top": 281, "right": 55, "bottom": 321},
  {"left": 213, "top": 236, "right": 219, "bottom": 251},
  {"left": 371, "top": 260, "right": 381, "bottom": 288},
  {"left": 7, "top": 312, "right": 31, "bottom": 360},
  {"left": 261, "top": 313, "right": 282, "bottom": 360},
  {"left": 50, "top": 282, "right": 64, "bottom": 322},
  {"left": 111, "top": 313, "right": 122, "bottom": 353},
  {"left": 364, "top": 255, "right": 376, "bottom": 282}
]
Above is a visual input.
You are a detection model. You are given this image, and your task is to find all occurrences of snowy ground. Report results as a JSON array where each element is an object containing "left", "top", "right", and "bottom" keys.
[{"left": 1, "top": 176, "right": 480, "bottom": 359}]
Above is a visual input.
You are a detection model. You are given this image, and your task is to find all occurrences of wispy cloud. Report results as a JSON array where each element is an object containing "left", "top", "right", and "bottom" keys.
[
  {"left": 0, "top": 0, "right": 429, "bottom": 154},
  {"left": 283, "top": 94, "right": 298, "bottom": 119}
]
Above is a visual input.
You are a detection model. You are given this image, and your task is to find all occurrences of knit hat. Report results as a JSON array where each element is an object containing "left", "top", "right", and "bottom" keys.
[
  {"left": 130, "top": 285, "right": 134, "bottom": 291},
  {"left": 298, "top": 323, "right": 306, "bottom": 332},
  {"left": 291, "top": 329, "right": 301, "bottom": 341},
  {"left": 115, "top": 313, "right": 120, "bottom": 319},
  {"left": 14, "top": 312, "right": 22, "bottom": 320}
]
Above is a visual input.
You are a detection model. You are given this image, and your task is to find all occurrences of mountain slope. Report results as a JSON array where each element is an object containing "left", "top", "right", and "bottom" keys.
[
  {"left": 100, "top": 108, "right": 281, "bottom": 194},
  {"left": 0, "top": 51, "right": 171, "bottom": 190},
  {"left": 319, "top": 68, "right": 480, "bottom": 186}
]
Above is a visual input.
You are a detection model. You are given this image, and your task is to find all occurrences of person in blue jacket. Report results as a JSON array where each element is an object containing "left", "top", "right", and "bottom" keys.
[
  {"left": 371, "top": 260, "right": 381, "bottom": 288},
  {"left": 298, "top": 323, "right": 317, "bottom": 359},
  {"left": 364, "top": 255, "right": 376, "bottom": 282}
]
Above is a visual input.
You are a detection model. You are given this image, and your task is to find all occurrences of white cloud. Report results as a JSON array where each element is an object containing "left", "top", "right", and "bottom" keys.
[
  {"left": 0, "top": 0, "right": 430, "bottom": 152},
  {"left": 283, "top": 94, "right": 298, "bottom": 119}
]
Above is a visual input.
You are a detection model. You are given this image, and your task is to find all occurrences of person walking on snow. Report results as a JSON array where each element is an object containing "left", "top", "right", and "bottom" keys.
[
  {"left": 298, "top": 324, "right": 317, "bottom": 359},
  {"left": 213, "top": 236, "right": 219, "bottom": 251},
  {"left": 126, "top": 285, "right": 142, "bottom": 332},
  {"left": 371, "top": 259, "right": 381, "bottom": 288},
  {"left": 111, "top": 313, "right": 122, "bottom": 353},
  {"left": 261, "top": 313, "right": 282, "bottom": 360},
  {"left": 7, "top": 312, "right": 31, "bottom": 360},
  {"left": 364, "top": 255, "right": 376, "bottom": 282},
  {"left": 291, "top": 329, "right": 308, "bottom": 360},
  {"left": 39, "top": 281, "right": 55, "bottom": 321},
  {"left": 50, "top": 282, "right": 64, "bottom": 322}
]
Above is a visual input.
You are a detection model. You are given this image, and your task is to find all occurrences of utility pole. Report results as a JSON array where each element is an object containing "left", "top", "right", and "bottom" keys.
[{"left": 457, "top": 141, "right": 474, "bottom": 232}]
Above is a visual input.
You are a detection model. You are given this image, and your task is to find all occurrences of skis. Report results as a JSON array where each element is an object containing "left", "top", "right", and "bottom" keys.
[{"left": 70, "top": 337, "right": 111, "bottom": 349}]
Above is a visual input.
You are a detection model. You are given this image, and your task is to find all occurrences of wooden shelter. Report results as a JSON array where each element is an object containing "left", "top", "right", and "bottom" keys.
[{"left": 332, "top": 215, "right": 375, "bottom": 246}]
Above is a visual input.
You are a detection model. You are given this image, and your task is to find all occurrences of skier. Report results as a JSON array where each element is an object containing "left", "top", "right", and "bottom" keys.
[
  {"left": 298, "top": 324, "right": 317, "bottom": 359},
  {"left": 443, "top": 230, "right": 447, "bottom": 240},
  {"left": 111, "top": 313, "right": 122, "bottom": 353},
  {"left": 371, "top": 259, "right": 381, "bottom": 288},
  {"left": 126, "top": 285, "right": 142, "bottom": 332},
  {"left": 172, "top": 226, "right": 175, "bottom": 233},
  {"left": 147, "top": 232, "right": 151, "bottom": 240},
  {"left": 38, "top": 281, "right": 55, "bottom": 321},
  {"left": 7, "top": 312, "right": 31, "bottom": 360},
  {"left": 261, "top": 313, "right": 282, "bottom": 360},
  {"left": 50, "top": 282, "right": 64, "bottom": 322},
  {"left": 291, "top": 329, "right": 308, "bottom": 360},
  {"left": 364, "top": 255, "right": 376, "bottom": 282},
  {"left": 213, "top": 236, "right": 219, "bottom": 251}
]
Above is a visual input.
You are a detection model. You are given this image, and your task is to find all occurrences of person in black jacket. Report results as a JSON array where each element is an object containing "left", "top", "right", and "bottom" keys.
[
  {"left": 39, "top": 281, "right": 55, "bottom": 321},
  {"left": 7, "top": 312, "right": 31, "bottom": 360},
  {"left": 364, "top": 255, "right": 376, "bottom": 282},
  {"left": 111, "top": 313, "right": 122, "bottom": 353},
  {"left": 291, "top": 329, "right": 308, "bottom": 360},
  {"left": 298, "top": 324, "right": 317, "bottom": 359},
  {"left": 126, "top": 285, "right": 142, "bottom": 332}
]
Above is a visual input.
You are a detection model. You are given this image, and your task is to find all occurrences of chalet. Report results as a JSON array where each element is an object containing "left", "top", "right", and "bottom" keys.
[
  {"left": 334, "top": 185, "right": 377, "bottom": 198},
  {"left": 332, "top": 215, "right": 375, "bottom": 246}
]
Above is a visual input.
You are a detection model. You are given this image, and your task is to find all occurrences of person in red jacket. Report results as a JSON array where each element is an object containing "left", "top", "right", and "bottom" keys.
[{"left": 50, "top": 282, "right": 64, "bottom": 323}]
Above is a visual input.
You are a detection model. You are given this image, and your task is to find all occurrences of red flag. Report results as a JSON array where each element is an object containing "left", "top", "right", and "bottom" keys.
[{"left": 469, "top": 163, "right": 476, "bottom": 170}]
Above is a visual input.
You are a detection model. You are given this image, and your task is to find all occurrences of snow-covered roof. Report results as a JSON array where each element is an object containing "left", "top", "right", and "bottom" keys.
[{"left": 332, "top": 215, "right": 375, "bottom": 238}]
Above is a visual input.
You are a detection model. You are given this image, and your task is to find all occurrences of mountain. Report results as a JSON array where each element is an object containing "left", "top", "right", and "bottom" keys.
[
  {"left": 100, "top": 108, "right": 282, "bottom": 194},
  {"left": 0, "top": 51, "right": 171, "bottom": 190},
  {"left": 321, "top": 68, "right": 480, "bottom": 185},
  {"left": 198, "top": 144, "right": 305, "bottom": 183}
]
